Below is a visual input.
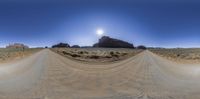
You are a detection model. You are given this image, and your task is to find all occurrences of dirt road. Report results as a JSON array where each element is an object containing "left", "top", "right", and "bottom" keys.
[{"left": 0, "top": 49, "right": 200, "bottom": 99}]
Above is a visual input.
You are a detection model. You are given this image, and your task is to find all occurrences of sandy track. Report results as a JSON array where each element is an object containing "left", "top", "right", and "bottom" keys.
[{"left": 0, "top": 49, "right": 200, "bottom": 99}]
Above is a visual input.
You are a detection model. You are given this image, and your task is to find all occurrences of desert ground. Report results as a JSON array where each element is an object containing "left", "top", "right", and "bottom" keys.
[
  {"left": 0, "top": 48, "right": 200, "bottom": 99},
  {"left": 150, "top": 48, "right": 200, "bottom": 63},
  {"left": 0, "top": 48, "right": 41, "bottom": 63}
]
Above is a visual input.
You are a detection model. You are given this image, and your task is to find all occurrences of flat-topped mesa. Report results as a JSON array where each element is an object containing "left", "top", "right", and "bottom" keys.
[
  {"left": 93, "top": 36, "right": 134, "bottom": 48},
  {"left": 52, "top": 43, "right": 70, "bottom": 48}
]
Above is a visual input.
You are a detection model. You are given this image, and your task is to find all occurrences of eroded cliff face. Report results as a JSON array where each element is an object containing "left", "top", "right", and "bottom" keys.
[{"left": 93, "top": 36, "right": 134, "bottom": 48}]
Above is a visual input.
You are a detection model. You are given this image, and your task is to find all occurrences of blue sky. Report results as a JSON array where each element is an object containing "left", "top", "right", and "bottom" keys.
[{"left": 0, "top": 0, "right": 200, "bottom": 48}]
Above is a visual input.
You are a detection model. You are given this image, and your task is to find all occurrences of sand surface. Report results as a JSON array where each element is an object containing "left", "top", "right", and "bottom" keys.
[{"left": 0, "top": 49, "right": 200, "bottom": 99}]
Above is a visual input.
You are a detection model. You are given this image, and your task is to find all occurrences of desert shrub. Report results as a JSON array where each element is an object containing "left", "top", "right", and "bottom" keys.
[
  {"left": 69, "top": 51, "right": 76, "bottom": 54},
  {"left": 78, "top": 51, "right": 84, "bottom": 54},
  {"left": 121, "top": 53, "right": 128, "bottom": 56},
  {"left": 83, "top": 51, "right": 89, "bottom": 54},
  {"left": 116, "top": 52, "right": 120, "bottom": 54},
  {"left": 70, "top": 54, "right": 81, "bottom": 57},
  {"left": 77, "top": 51, "right": 89, "bottom": 54},
  {"left": 111, "top": 54, "right": 119, "bottom": 58},
  {"left": 112, "top": 54, "right": 119, "bottom": 58},
  {"left": 193, "top": 57, "right": 200, "bottom": 60},
  {"left": 110, "top": 51, "right": 119, "bottom": 57},
  {"left": 62, "top": 51, "right": 71, "bottom": 55},
  {"left": 104, "top": 55, "right": 112, "bottom": 58},
  {"left": 110, "top": 51, "right": 114, "bottom": 55},
  {"left": 89, "top": 55, "right": 99, "bottom": 59}
]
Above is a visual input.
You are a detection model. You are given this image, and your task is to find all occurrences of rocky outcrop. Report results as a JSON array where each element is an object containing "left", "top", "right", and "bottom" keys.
[
  {"left": 93, "top": 36, "right": 134, "bottom": 48},
  {"left": 52, "top": 43, "right": 70, "bottom": 48},
  {"left": 71, "top": 45, "right": 80, "bottom": 48},
  {"left": 137, "top": 45, "right": 147, "bottom": 50}
]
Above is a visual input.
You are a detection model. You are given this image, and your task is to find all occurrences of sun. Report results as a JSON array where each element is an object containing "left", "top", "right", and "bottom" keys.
[{"left": 96, "top": 29, "right": 104, "bottom": 36}]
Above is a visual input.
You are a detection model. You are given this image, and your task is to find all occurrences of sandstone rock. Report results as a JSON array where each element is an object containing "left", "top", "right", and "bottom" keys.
[
  {"left": 93, "top": 36, "right": 134, "bottom": 48},
  {"left": 52, "top": 43, "right": 70, "bottom": 48}
]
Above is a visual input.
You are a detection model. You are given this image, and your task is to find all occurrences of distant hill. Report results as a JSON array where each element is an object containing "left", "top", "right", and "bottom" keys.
[
  {"left": 6, "top": 43, "right": 29, "bottom": 49},
  {"left": 93, "top": 36, "right": 134, "bottom": 48},
  {"left": 71, "top": 45, "right": 80, "bottom": 48},
  {"left": 137, "top": 45, "right": 147, "bottom": 50}
]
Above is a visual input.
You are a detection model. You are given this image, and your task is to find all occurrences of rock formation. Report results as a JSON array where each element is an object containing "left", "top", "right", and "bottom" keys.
[
  {"left": 52, "top": 43, "right": 70, "bottom": 48},
  {"left": 93, "top": 36, "right": 134, "bottom": 48}
]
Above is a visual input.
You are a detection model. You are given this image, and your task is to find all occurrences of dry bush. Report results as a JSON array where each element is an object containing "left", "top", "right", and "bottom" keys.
[
  {"left": 110, "top": 51, "right": 114, "bottom": 55},
  {"left": 62, "top": 51, "right": 70, "bottom": 55},
  {"left": 70, "top": 54, "right": 81, "bottom": 57},
  {"left": 89, "top": 55, "right": 99, "bottom": 59},
  {"left": 78, "top": 51, "right": 84, "bottom": 54},
  {"left": 121, "top": 53, "right": 128, "bottom": 56},
  {"left": 110, "top": 51, "right": 119, "bottom": 57}
]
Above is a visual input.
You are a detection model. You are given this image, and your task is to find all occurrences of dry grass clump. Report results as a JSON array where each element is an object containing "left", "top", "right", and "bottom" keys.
[
  {"left": 51, "top": 48, "right": 143, "bottom": 63},
  {"left": 109, "top": 51, "right": 120, "bottom": 58},
  {"left": 61, "top": 51, "right": 80, "bottom": 57}
]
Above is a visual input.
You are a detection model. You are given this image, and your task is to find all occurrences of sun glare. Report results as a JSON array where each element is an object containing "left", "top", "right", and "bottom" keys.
[{"left": 96, "top": 29, "right": 104, "bottom": 36}]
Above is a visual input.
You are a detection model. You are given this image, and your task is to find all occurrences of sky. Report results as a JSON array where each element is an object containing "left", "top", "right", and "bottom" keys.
[{"left": 0, "top": 0, "right": 200, "bottom": 48}]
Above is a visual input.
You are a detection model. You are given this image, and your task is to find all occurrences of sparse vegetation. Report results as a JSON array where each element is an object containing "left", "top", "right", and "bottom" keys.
[
  {"left": 0, "top": 48, "right": 42, "bottom": 63},
  {"left": 51, "top": 48, "right": 143, "bottom": 63},
  {"left": 89, "top": 55, "right": 99, "bottom": 59},
  {"left": 70, "top": 54, "right": 81, "bottom": 57},
  {"left": 110, "top": 51, "right": 114, "bottom": 55},
  {"left": 150, "top": 48, "right": 200, "bottom": 63}
]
